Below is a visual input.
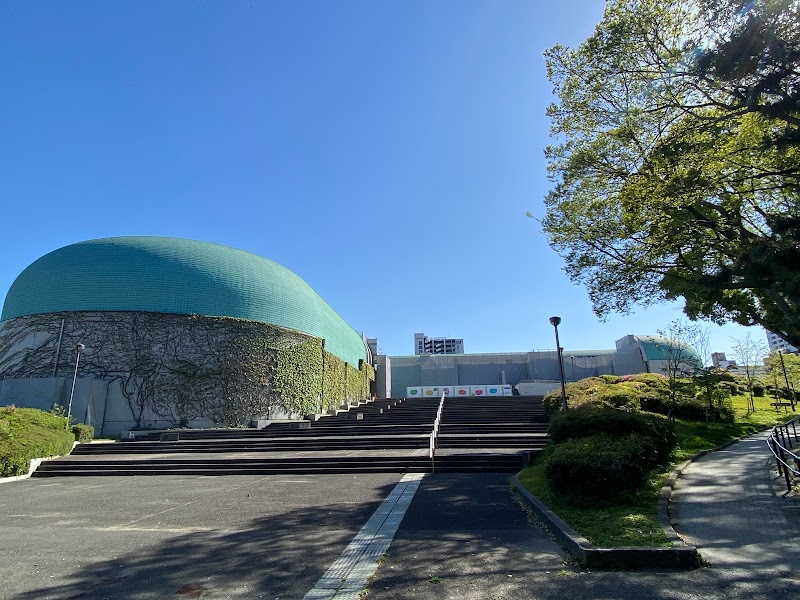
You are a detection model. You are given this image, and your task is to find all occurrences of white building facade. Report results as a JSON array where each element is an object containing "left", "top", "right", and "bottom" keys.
[
  {"left": 766, "top": 329, "right": 798, "bottom": 353},
  {"left": 414, "top": 332, "right": 464, "bottom": 355}
]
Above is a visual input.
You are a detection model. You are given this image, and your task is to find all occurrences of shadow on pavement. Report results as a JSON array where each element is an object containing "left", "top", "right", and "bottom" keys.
[{"left": 9, "top": 483, "right": 396, "bottom": 600}]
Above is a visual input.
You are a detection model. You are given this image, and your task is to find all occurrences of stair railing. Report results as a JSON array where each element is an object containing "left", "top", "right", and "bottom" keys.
[
  {"left": 429, "top": 393, "right": 446, "bottom": 472},
  {"left": 767, "top": 416, "right": 800, "bottom": 492}
]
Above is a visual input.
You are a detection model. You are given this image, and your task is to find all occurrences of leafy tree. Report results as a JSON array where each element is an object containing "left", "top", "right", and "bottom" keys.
[
  {"left": 540, "top": 0, "right": 800, "bottom": 347},
  {"left": 655, "top": 320, "right": 702, "bottom": 421},
  {"left": 730, "top": 332, "right": 769, "bottom": 412},
  {"left": 764, "top": 349, "right": 800, "bottom": 405}
]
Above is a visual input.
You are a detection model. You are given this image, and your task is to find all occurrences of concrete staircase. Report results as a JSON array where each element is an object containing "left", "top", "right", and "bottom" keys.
[
  {"left": 33, "top": 396, "right": 548, "bottom": 477},
  {"left": 438, "top": 397, "right": 549, "bottom": 448}
]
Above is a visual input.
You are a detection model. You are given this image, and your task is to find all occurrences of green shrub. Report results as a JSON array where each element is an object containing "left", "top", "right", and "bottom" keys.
[
  {"left": 71, "top": 424, "right": 94, "bottom": 443},
  {"left": 624, "top": 372, "right": 670, "bottom": 388},
  {"left": 752, "top": 383, "right": 765, "bottom": 397},
  {"left": 716, "top": 381, "right": 740, "bottom": 396},
  {"left": 597, "top": 384, "right": 641, "bottom": 409},
  {"left": 0, "top": 406, "right": 75, "bottom": 477},
  {"left": 543, "top": 373, "right": 671, "bottom": 415},
  {"left": 542, "top": 377, "right": 609, "bottom": 414},
  {"left": 542, "top": 390, "right": 566, "bottom": 414},
  {"left": 544, "top": 434, "right": 649, "bottom": 501},
  {"left": 549, "top": 405, "right": 676, "bottom": 464},
  {"left": 639, "top": 395, "right": 735, "bottom": 423}
]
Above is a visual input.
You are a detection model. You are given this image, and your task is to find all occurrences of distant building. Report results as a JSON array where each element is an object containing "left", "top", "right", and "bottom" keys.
[
  {"left": 367, "top": 338, "right": 380, "bottom": 361},
  {"left": 414, "top": 332, "right": 464, "bottom": 355},
  {"left": 711, "top": 352, "right": 736, "bottom": 370},
  {"left": 375, "top": 334, "right": 702, "bottom": 398},
  {"left": 765, "top": 330, "right": 798, "bottom": 353}
]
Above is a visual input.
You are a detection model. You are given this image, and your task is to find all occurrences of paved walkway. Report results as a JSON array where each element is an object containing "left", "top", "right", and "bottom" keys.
[
  {"left": 671, "top": 430, "right": 800, "bottom": 574},
  {"left": 3, "top": 431, "right": 800, "bottom": 599}
]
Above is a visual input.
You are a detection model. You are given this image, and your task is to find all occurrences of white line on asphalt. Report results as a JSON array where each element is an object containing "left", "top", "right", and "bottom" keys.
[{"left": 303, "top": 472, "right": 425, "bottom": 600}]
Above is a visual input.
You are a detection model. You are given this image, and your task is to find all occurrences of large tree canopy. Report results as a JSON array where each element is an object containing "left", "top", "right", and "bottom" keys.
[{"left": 541, "top": 0, "right": 800, "bottom": 347}]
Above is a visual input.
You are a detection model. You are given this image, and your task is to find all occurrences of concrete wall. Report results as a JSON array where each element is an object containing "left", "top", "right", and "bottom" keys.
[
  {"left": 0, "top": 376, "right": 219, "bottom": 436},
  {"left": 515, "top": 381, "right": 562, "bottom": 396},
  {"left": 374, "top": 355, "right": 391, "bottom": 398},
  {"left": 386, "top": 343, "right": 655, "bottom": 398},
  {"left": 0, "top": 311, "right": 320, "bottom": 433}
]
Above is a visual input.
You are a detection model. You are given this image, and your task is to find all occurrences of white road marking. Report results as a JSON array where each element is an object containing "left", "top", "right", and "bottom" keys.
[{"left": 304, "top": 473, "right": 425, "bottom": 600}]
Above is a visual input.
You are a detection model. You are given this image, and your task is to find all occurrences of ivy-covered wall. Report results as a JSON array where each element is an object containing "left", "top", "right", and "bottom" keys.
[
  {"left": 269, "top": 340, "right": 376, "bottom": 416},
  {"left": 272, "top": 338, "right": 323, "bottom": 417},
  {"left": 0, "top": 311, "right": 375, "bottom": 429}
]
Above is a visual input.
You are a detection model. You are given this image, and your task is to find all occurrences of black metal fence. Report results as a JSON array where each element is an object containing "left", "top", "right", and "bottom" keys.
[{"left": 767, "top": 416, "right": 800, "bottom": 492}]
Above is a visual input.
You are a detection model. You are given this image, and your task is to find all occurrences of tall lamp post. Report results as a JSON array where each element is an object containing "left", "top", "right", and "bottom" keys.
[
  {"left": 549, "top": 317, "right": 568, "bottom": 411},
  {"left": 65, "top": 343, "right": 85, "bottom": 429},
  {"left": 777, "top": 350, "right": 796, "bottom": 411}
]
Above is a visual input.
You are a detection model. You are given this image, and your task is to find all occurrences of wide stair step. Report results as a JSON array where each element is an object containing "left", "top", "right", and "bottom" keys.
[
  {"left": 32, "top": 453, "right": 525, "bottom": 476},
  {"left": 39, "top": 396, "right": 548, "bottom": 476}
]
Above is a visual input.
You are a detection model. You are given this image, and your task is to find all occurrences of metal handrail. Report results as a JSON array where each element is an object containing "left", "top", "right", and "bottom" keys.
[
  {"left": 429, "top": 393, "right": 446, "bottom": 472},
  {"left": 767, "top": 416, "right": 800, "bottom": 492}
]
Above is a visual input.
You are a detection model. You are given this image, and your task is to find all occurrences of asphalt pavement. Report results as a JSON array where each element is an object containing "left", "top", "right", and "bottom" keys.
[
  {"left": 670, "top": 430, "right": 800, "bottom": 572},
  {"left": 2, "top": 431, "right": 800, "bottom": 599},
  {"left": 0, "top": 474, "right": 402, "bottom": 599},
  {"left": 365, "top": 428, "right": 800, "bottom": 600}
]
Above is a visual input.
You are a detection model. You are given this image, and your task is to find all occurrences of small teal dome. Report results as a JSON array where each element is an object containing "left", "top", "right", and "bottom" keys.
[
  {"left": 1, "top": 236, "right": 366, "bottom": 366},
  {"left": 635, "top": 335, "right": 702, "bottom": 368}
]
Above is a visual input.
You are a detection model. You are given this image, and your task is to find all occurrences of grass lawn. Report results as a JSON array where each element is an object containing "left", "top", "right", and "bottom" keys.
[
  {"left": 0, "top": 406, "right": 76, "bottom": 477},
  {"left": 517, "top": 394, "right": 795, "bottom": 548}
]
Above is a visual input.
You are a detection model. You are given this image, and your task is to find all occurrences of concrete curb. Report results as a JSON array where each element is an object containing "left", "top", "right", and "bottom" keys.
[
  {"left": 513, "top": 426, "right": 778, "bottom": 569},
  {"left": 511, "top": 474, "right": 701, "bottom": 570}
]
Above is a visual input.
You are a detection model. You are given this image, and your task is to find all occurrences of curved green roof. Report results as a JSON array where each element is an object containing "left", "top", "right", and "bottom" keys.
[
  {"left": 636, "top": 335, "right": 702, "bottom": 368},
  {"left": 1, "top": 236, "right": 367, "bottom": 366}
]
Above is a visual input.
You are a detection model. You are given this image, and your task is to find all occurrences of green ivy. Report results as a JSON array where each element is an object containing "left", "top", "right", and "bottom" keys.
[
  {"left": 317, "top": 351, "right": 374, "bottom": 412},
  {"left": 322, "top": 352, "right": 346, "bottom": 412},
  {"left": 1, "top": 311, "right": 375, "bottom": 426},
  {"left": 272, "top": 339, "right": 323, "bottom": 417}
]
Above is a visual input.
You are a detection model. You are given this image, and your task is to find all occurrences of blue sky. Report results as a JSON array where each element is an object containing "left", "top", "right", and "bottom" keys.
[{"left": 0, "top": 0, "right": 760, "bottom": 360}]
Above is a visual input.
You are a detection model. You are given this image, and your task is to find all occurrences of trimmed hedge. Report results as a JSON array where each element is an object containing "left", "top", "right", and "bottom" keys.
[
  {"left": 1, "top": 406, "right": 75, "bottom": 477},
  {"left": 544, "top": 404, "right": 678, "bottom": 503},
  {"left": 544, "top": 434, "right": 650, "bottom": 501},
  {"left": 639, "top": 395, "right": 735, "bottom": 423},
  {"left": 549, "top": 405, "right": 676, "bottom": 464},
  {"left": 542, "top": 373, "right": 672, "bottom": 415},
  {"left": 72, "top": 424, "right": 94, "bottom": 443}
]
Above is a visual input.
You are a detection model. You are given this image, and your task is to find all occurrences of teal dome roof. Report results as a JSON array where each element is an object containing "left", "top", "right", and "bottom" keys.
[
  {"left": 2, "top": 236, "right": 367, "bottom": 366},
  {"left": 635, "top": 335, "right": 703, "bottom": 368}
]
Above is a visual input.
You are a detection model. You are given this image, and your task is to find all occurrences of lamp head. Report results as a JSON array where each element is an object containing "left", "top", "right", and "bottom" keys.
[
  {"left": 76, "top": 343, "right": 85, "bottom": 353},
  {"left": 549, "top": 316, "right": 561, "bottom": 327}
]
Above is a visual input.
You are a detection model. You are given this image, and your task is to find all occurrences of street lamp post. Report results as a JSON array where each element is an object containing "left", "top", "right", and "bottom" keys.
[
  {"left": 65, "top": 343, "right": 85, "bottom": 430},
  {"left": 777, "top": 350, "right": 796, "bottom": 411},
  {"left": 549, "top": 317, "right": 568, "bottom": 411}
]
